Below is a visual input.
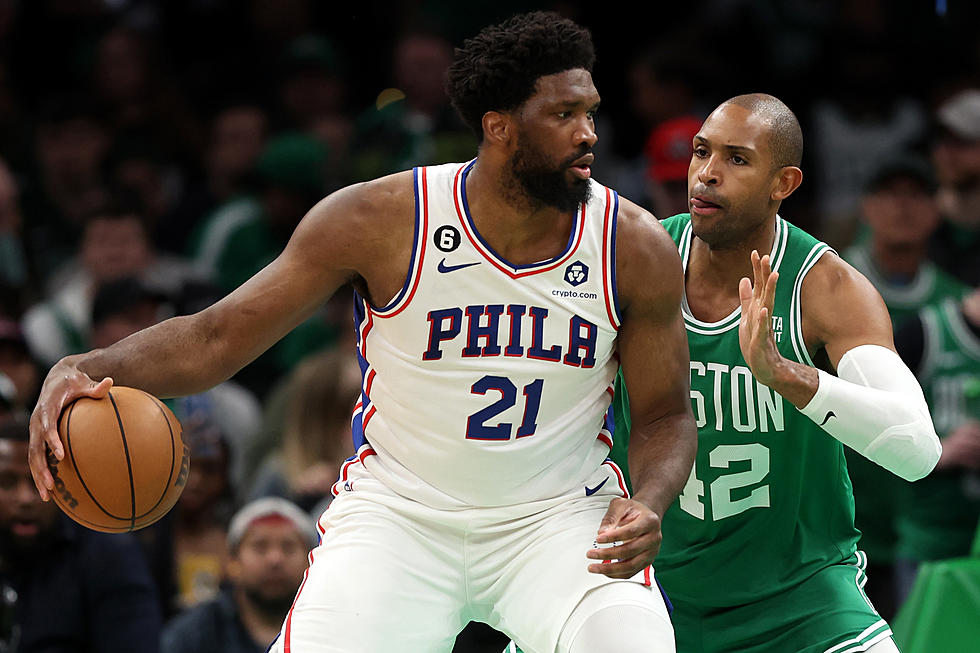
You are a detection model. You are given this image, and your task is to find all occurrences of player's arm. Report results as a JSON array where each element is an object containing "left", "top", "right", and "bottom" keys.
[
  {"left": 588, "top": 200, "right": 697, "bottom": 579},
  {"left": 739, "top": 250, "right": 941, "bottom": 482},
  {"left": 29, "top": 172, "right": 417, "bottom": 499}
]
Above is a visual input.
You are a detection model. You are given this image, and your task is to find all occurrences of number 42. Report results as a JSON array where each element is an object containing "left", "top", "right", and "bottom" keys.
[{"left": 679, "top": 443, "right": 771, "bottom": 521}]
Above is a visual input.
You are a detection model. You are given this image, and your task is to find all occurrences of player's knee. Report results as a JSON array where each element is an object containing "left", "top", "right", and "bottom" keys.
[{"left": 558, "top": 584, "right": 674, "bottom": 653}]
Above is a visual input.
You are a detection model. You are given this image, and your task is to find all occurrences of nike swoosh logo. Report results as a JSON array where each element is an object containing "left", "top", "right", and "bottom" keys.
[
  {"left": 819, "top": 410, "right": 836, "bottom": 426},
  {"left": 437, "top": 259, "right": 481, "bottom": 273},
  {"left": 585, "top": 477, "right": 609, "bottom": 496}
]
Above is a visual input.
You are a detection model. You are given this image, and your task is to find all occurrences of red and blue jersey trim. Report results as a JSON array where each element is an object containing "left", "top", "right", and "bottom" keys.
[{"left": 601, "top": 188, "right": 622, "bottom": 329}]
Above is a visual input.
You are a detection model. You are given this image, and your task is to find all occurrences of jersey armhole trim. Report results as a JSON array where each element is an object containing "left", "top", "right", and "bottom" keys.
[
  {"left": 789, "top": 243, "right": 835, "bottom": 367},
  {"left": 369, "top": 166, "right": 428, "bottom": 317},
  {"left": 603, "top": 188, "right": 622, "bottom": 329}
]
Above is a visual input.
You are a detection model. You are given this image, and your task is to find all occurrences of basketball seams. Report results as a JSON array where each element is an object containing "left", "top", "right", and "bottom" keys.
[
  {"left": 135, "top": 392, "right": 178, "bottom": 520},
  {"left": 107, "top": 391, "right": 138, "bottom": 531},
  {"left": 63, "top": 398, "right": 130, "bottom": 528}
]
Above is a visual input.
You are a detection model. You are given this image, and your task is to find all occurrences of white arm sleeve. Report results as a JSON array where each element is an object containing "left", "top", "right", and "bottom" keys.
[{"left": 798, "top": 344, "right": 941, "bottom": 482}]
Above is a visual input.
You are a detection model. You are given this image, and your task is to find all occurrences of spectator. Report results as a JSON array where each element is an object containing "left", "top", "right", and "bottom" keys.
[
  {"left": 893, "top": 286, "right": 980, "bottom": 603},
  {"left": 0, "top": 156, "right": 34, "bottom": 312},
  {"left": 841, "top": 154, "right": 969, "bottom": 619},
  {"left": 0, "top": 418, "right": 162, "bottom": 653},
  {"left": 89, "top": 24, "right": 204, "bottom": 168},
  {"left": 245, "top": 346, "right": 360, "bottom": 513},
  {"left": 930, "top": 88, "right": 980, "bottom": 285},
  {"left": 642, "top": 115, "right": 701, "bottom": 218},
  {"left": 20, "top": 95, "right": 111, "bottom": 281},
  {"left": 172, "top": 402, "right": 235, "bottom": 611},
  {"left": 348, "top": 27, "right": 475, "bottom": 182},
  {"left": 20, "top": 196, "right": 199, "bottom": 366},
  {"left": 161, "top": 497, "right": 316, "bottom": 653},
  {"left": 0, "top": 318, "right": 41, "bottom": 416},
  {"left": 187, "top": 133, "right": 339, "bottom": 397}
]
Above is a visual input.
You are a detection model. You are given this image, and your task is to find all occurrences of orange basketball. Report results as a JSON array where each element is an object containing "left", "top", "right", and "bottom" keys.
[{"left": 49, "top": 386, "right": 189, "bottom": 533}]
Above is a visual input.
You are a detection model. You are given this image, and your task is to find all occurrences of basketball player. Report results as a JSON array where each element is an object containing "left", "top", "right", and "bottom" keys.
[
  {"left": 505, "top": 95, "right": 944, "bottom": 653},
  {"left": 621, "top": 95, "right": 940, "bottom": 652},
  {"left": 27, "top": 12, "right": 696, "bottom": 653}
]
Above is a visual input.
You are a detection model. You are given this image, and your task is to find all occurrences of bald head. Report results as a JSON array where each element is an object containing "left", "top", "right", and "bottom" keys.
[{"left": 721, "top": 93, "right": 802, "bottom": 169}]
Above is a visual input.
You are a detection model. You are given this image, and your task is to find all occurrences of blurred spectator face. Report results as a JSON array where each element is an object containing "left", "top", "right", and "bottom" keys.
[
  {"left": 89, "top": 300, "right": 160, "bottom": 349},
  {"left": 227, "top": 519, "right": 309, "bottom": 614},
  {"left": 932, "top": 89, "right": 980, "bottom": 228},
  {"left": 0, "top": 437, "right": 59, "bottom": 552},
  {"left": 0, "top": 321, "right": 38, "bottom": 410},
  {"left": 934, "top": 141, "right": 980, "bottom": 228},
  {"left": 80, "top": 214, "right": 152, "bottom": 282},
  {"left": 394, "top": 34, "right": 452, "bottom": 115},
  {"left": 179, "top": 425, "right": 229, "bottom": 518},
  {"left": 645, "top": 116, "right": 700, "bottom": 218},
  {"left": 280, "top": 70, "right": 344, "bottom": 128},
  {"left": 96, "top": 28, "right": 148, "bottom": 105},
  {"left": 862, "top": 176, "right": 941, "bottom": 246},
  {"left": 36, "top": 116, "right": 108, "bottom": 192},
  {"left": 206, "top": 107, "right": 268, "bottom": 188},
  {"left": 0, "top": 159, "right": 20, "bottom": 232}
]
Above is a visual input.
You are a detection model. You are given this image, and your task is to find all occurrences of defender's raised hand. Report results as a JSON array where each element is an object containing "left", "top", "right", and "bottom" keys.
[{"left": 738, "top": 250, "right": 783, "bottom": 387}]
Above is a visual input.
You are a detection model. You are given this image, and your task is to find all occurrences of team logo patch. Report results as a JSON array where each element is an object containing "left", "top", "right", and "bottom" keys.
[{"left": 564, "top": 261, "right": 589, "bottom": 287}]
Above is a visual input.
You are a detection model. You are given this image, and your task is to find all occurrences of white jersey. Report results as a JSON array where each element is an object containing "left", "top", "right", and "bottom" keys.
[{"left": 349, "top": 161, "right": 623, "bottom": 508}]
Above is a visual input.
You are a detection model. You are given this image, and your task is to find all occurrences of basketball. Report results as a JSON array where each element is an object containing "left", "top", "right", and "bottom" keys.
[{"left": 49, "top": 386, "right": 189, "bottom": 533}]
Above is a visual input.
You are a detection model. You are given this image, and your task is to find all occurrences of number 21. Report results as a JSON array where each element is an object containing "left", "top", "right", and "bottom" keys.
[{"left": 466, "top": 375, "right": 544, "bottom": 440}]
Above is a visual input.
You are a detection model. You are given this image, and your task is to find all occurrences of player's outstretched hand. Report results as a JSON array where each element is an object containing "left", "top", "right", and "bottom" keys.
[
  {"left": 28, "top": 356, "right": 113, "bottom": 501},
  {"left": 738, "top": 250, "right": 783, "bottom": 387},
  {"left": 587, "top": 497, "right": 662, "bottom": 579}
]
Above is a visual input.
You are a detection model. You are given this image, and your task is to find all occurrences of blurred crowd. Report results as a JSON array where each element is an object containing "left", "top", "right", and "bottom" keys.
[{"left": 0, "top": 1, "right": 978, "bottom": 652}]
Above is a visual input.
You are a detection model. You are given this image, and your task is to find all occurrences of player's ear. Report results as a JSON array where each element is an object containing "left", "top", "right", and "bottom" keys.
[
  {"left": 482, "top": 110, "right": 513, "bottom": 148},
  {"left": 771, "top": 166, "right": 803, "bottom": 202}
]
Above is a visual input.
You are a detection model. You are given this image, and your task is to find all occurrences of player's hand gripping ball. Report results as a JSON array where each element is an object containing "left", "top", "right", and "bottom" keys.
[{"left": 48, "top": 386, "right": 189, "bottom": 532}]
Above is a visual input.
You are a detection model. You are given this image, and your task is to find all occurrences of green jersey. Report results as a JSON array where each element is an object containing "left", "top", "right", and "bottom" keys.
[
  {"left": 896, "top": 298, "right": 980, "bottom": 561},
  {"left": 616, "top": 214, "right": 860, "bottom": 609},
  {"left": 841, "top": 244, "right": 967, "bottom": 564}
]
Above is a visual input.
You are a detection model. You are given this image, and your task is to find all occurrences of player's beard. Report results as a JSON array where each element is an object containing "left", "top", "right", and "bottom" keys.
[{"left": 509, "top": 141, "right": 592, "bottom": 213}]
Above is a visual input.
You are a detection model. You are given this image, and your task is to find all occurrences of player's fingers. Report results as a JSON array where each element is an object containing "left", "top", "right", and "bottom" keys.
[
  {"left": 738, "top": 277, "right": 753, "bottom": 308},
  {"left": 596, "top": 497, "right": 629, "bottom": 537},
  {"left": 27, "top": 412, "right": 54, "bottom": 500},
  {"left": 764, "top": 271, "right": 779, "bottom": 313},
  {"left": 80, "top": 376, "right": 113, "bottom": 399},
  {"left": 751, "top": 251, "right": 764, "bottom": 298},
  {"left": 588, "top": 548, "right": 655, "bottom": 579}
]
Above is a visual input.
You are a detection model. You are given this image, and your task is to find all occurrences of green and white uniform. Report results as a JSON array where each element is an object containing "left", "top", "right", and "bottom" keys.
[
  {"left": 506, "top": 214, "right": 891, "bottom": 652},
  {"left": 633, "top": 215, "right": 887, "bottom": 653},
  {"left": 841, "top": 245, "right": 968, "bottom": 574},
  {"left": 896, "top": 298, "right": 980, "bottom": 563}
]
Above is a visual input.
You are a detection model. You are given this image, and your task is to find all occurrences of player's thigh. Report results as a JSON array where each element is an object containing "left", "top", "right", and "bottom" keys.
[
  {"left": 487, "top": 494, "right": 671, "bottom": 653},
  {"left": 271, "top": 492, "right": 466, "bottom": 653}
]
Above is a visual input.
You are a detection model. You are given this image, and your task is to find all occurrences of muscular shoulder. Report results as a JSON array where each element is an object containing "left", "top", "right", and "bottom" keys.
[
  {"left": 801, "top": 250, "right": 894, "bottom": 359},
  {"left": 615, "top": 198, "right": 684, "bottom": 317},
  {"left": 291, "top": 170, "right": 417, "bottom": 282}
]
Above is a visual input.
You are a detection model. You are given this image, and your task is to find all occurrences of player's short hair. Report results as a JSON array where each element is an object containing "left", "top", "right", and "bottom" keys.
[
  {"left": 446, "top": 11, "right": 595, "bottom": 140},
  {"left": 724, "top": 94, "right": 803, "bottom": 169}
]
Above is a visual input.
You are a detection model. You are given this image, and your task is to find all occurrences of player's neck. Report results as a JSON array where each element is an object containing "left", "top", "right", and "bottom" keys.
[
  {"left": 685, "top": 220, "right": 775, "bottom": 320},
  {"left": 465, "top": 160, "right": 576, "bottom": 265},
  {"left": 692, "top": 220, "right": 776, "bottom": 287}
]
